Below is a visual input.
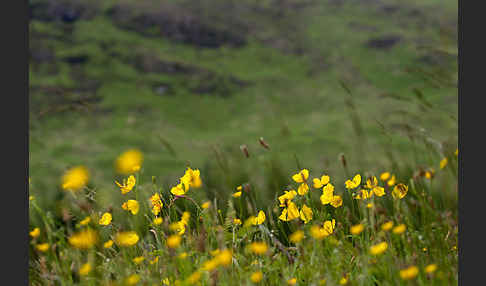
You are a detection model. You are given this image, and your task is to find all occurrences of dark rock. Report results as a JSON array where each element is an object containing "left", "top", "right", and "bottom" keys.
[
  {"left": 29, "top": 0, "right": 99, "bottom": 23},
  {"left": 366, "top": 35, "right": 402, "bottom": 50}
]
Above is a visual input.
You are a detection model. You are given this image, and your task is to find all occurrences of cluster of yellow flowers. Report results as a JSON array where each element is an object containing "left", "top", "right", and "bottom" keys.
[{"left": 170, "top": 167, "right": 202, "bottom": 196}]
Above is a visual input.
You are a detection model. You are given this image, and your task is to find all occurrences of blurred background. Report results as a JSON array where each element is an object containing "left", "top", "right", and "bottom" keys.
[{"left": 29, "top": 0, "right": 457, "bottom": 210}]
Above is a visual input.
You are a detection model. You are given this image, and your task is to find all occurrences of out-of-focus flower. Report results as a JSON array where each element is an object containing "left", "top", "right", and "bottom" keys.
[
  {"left": 61, "top": 166, "right": 89, "bottom": 191},
  {"left": 249, "top": 242, "right": 268, "bottom": 255},
  {"left": 250, "top": 271, "right": 263, "bottom": 283},
  {"left": 68, "top": 228, "right": 98, "bottom": 249},
  {"left": 440, "top": 158, "right": 448, "bottom": 169},
  {"left": 115, "top": 149, "right": 143, "bottom": 175},
  {"left": 79, "top": 263, "right": 92, "bottom": 276},
  {"left": 36, "top": 243, "right": 49, "bottom": 252},
  {"left": 122, "top": 200, "right": 139, "bottom": 215},
  {"left": 369, "top": 242, "right": 388, "bottom": 255},
  {"left": 167, "top": 235, "right": 182, "bottom": 249},
  {"left": 350, "top": 224, "right": 364, "bottom": 235},
  {"left": 381, "top": 221, "right": 394, "bottom": 231},
  {"left": 103, "top": 240, "right": 113, "bottom": 248},
  {"left": 392, "top": 224, "right": 406, "bottom": 234},
  {"left": 114, "top": 231, "right": 139, "bottom": 247},
  {"left": 29, "top": 228, "right": 40, "bottom": 238},
  {"left": 399, "top": 266, "right": 419, "bottom": 280},
  {"left": 289, "top": 230, "right": 304, "bottom": 243}
]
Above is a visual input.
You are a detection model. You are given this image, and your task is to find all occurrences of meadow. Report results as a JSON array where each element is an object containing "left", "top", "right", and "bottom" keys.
[{"left": 29, "top": 0, "right": 457, "bottom": 284}]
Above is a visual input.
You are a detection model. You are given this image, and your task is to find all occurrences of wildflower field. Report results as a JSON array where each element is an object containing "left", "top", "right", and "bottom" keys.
[
  {"left": 29, "top": 0, "right": 457, "bottom": 285},
  {"left": 29, "top": 141, "right": 458, "bottom": 285}
]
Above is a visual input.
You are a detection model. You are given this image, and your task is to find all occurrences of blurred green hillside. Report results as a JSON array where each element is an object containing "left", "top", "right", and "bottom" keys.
[{"left": 29, "top": 0, "right": 457, "bottom": 209}]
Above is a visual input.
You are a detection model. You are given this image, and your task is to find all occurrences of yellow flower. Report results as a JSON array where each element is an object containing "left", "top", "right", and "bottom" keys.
[
  {"left": 36, "top": 243, "right": 49, "bottom": 252},
  {"left": 61, "top": 166, "right": 89, "bottom": 191},
  {"left": 149, "top": 193, "right": 163, "bottom": 215},
  {"left": 170, "top": 221, "right": 187, "bottom": 235},
  {"left": 354, "top": 189, "right": 372, "bottom": 200},
  {"left": 366, "top": 203, "right": 374, "bottom": 209},
  {"left": 345, "top": 174, "right": 361, "bottom": 190},
  {"left": 381, "top": 221, "right": 394, "bottom": 231},
  {"left": 237, "top": 185, "right": 243, "bottom": 191},
  {"left": 350, "top": 224, "right": 364, "bottom": 235},
  {"left": 289, "top": 230, "right": 304, "bottom": 243},
  {"left": 99, "top": 213, "right": 112, "bottom": 226},
  {"left": 365, "top": 176, "right": 378, "bottom": 189},
  {"left": 115, "top": 175, "right": 136, "bottom": 195},
  {"left": 287, "top": 278, "right": 297, "bottom": 285},
  {"left": 249, "top": 242, "right": 268, "bottom": 255},
  {"left": 380, "top": 172, "right": 390, "bottom": 181},
  {"left": 320, "top": 184, "right": 334, "bottom": 205},
  {"left": 372, "top": 186, "right": 385, "bottom": 197},
  {"left": 149, "top": 256, "right": 159, "bottom": 265},
  {"left": 216, "top": 249, "right": 233, "bottom": 266},
  {"left": 369, "top": 242, "right": 388, "bottom": 255},
  {"left": 178, "top": 252, "right": 188, "bottom": 259},
  {"left": 103, "top": 240, "right": 113, "bottom": 248},
  {"left": 162, "top": 278, "right": 170, "bottom": 285},
  {"left": 202, "top": 201, "right": 211, "bottom": 209},
  {"left": 399, "top": 266, "right": 419, "bottom": 280},
  {"left": 279, "top": 190, "right": 297, "bottom": 206},
  {"left": 339, "top": 277, "right": 348, "bottom": 285},
  {"left": 279, "top": 201, "right": 300, "bottom": 222},
  {"left": 125, "top": 274, "right": 141, "bottom": 285},
  {"left": 79, "top": 216, "right": 91, "bottom": 226},
  {"left": 114, "top": 231, "right": 139, "bottom": 247},
  {"left": 425, "top": 264, "right": 437, "bottom": 274},
  {"left": 202, "top": 258, "right": 220, "bottom": 272},
  {"left": 292, "top": 169, "right": 309, "bottom": 183},
  {"left": 232, "top": 192, "right": 242, "bottom": 198},
  {"left": 79, "top": 263, "right": 92, "bottom": 276},
  {"left": 455, "top": 148, "right": 458, "bottom": 156},
  {"left": 122, "top": 200, "right": 140, "bottom": 215},
  {"left": 387, "top": 175, "right": 396, "bottom": 186},
  {"left": 29, "top": 195, "right": 35, "bottom": 201},
  {"left": 233, "top": 218, "right": 242, "bottom": 225},
  {"left": 30, "top": 228, "right": 40, "bottom": 238},
  {"left": 440, "top": 158, "right": 448, "bottom": 169},
  {"left": 68, "top": 228, "right": 98, "bottom": 249},
  {"left": 250, "top": 271, "right": 263, "bottom": 283},
  {"left": 299, "top": 204, "right": 313, "bottom": 224},
  {"left": 170, "top": 182, "right": 189, "bottom": 196},
  {"left": 297, "top": 183, "right": 309, "bottom": 195},
  {"left": 186, "top": 271, "right": 201, "bottom": 284},
  {"left": 311, "top": 219, "right": 335, "bottom": 240},
  {"left": 330, "top": 195, "right": 343, "bottom": 208},
  {"left": 392, "top": 184, "right": 408, "bottom": 199},
  {"left": 322, "top": 219, "right": 336, "bottom": 235},
  {"left": 252, "top": 211, "right": 266, "bottom": 225},
  {"left": 392, "top": 224, "right": 406, "bottom": 234},
  {"left": 313, "top": 175, "right": 330, "bottom": 188},
  {"left": 180, "top": 167, "right": 202, "bottom": 191},
  {"left": 115, "top": 149, "right": 143, "bottom": 175},
  {"left": 167, "top": 235, "right": 182, "bottom": 249},
  {"left": 153, "top": 217, "right": 163, "bottom": 225},
  {"left": 132, "top": 256, "right": 145, "bottom": 264},
  {"left": 425, "top": 169, "right": 435, "bottom": 179}
]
